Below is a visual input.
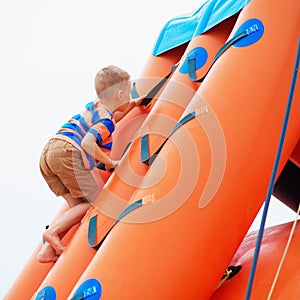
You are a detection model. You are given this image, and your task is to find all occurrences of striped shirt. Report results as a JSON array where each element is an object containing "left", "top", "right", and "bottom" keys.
[{"left": 55, "top": 101, "right": 116, "bottom": 169}]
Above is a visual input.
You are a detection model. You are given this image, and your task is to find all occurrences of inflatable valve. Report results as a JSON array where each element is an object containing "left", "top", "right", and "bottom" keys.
[{"left": 216, "top": 265, "right": 242, "bottom": 290}]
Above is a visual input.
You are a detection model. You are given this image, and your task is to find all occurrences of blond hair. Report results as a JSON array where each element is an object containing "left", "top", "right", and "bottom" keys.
[{"left": 95, "top": 65, "right": 130, "bottom": 98}]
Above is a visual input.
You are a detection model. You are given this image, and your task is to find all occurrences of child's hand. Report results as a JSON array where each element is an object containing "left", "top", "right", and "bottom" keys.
[
  {"left": 132, "top": 95, "right": 152, "bottom": 109},
  {"left": 97, "top": 160, "right": 119, "bottom": 172},
  {"left": 105, "top": 159, "right": 119, "bottom": 172},
  {"left": 132, "top": 95, "right": 146, "bottom": 107}
]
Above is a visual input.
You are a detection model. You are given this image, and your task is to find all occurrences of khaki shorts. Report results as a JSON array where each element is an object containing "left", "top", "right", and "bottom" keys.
[{"left": 39, "top": 139, "right": 99, "bottom": 199}]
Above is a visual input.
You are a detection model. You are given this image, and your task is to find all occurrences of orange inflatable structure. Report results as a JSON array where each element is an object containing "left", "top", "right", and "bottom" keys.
[
  {"left": 5, "top": 0, "right": 300, "bottom": 299},
  {"left": 211, "top": 220, "right": 300, "bottom": 299}
]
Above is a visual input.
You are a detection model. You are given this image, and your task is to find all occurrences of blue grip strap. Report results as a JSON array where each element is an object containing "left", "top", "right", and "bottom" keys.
[
  {"left": 131, "top": 81, "right": 140, "bottom": 99},
  {"left": 141, "top": 111, "right": 196, "bottom": 166},
  {"left": 87, "top": 199, "right": 143, "bottom": 250},
  {"left": 188, "top": 30, "right": 248, "bottom": 82},
  {"left": 87, "top": 215, "right": 97, "bottom": 249},
  {"left": 140, "top": 63, "right": 179, "bottom": 106}
]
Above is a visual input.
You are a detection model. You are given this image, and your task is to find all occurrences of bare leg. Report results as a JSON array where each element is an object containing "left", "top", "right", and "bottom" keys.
[
  {"left": 37, "top": 243, "right": 59, "bottom": 263},
  {"left": 37, "top": 193, "right": 92, "bottom": 263},
  {"left": 42, "top": 201, "right": 90, "bottom": 254}
]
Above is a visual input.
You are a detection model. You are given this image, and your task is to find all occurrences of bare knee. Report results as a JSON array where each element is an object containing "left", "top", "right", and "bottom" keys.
[{"left": 62, "top": 193, "right": 87, "bottom": 208}]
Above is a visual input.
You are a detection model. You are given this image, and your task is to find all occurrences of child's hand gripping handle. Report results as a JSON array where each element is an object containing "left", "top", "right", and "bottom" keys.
[{"left": 96, "top": 162, "right": 115, "bottom": 172}]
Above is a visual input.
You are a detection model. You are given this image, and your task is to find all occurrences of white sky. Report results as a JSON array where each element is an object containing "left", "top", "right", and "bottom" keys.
[{"left": 0, "top": 0, "right": 297, "bottom": 297}]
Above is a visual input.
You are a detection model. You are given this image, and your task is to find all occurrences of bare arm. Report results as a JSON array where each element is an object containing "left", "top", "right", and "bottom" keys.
[
  {"left": 81, "top": 133, "right": 117, "bottom": 170},
  {"left": 114, "top": 96, "right": 145, "bottom": 122}
]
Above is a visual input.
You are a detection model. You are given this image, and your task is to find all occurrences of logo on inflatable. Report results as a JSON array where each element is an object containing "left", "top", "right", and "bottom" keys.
[{"left": 71, "top": 278, "right": 102, "bottom": 300}]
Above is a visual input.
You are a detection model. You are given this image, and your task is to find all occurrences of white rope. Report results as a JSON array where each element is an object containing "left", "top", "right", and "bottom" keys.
[{"left": 267, "top": 201, "right": 300, "bottom": 300}]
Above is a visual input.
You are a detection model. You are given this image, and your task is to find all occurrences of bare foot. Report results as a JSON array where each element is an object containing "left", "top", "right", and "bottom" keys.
[
  {"left": 42, "top": 228, "right": 65, "bottom": 255},
  {"left": 37, "top": 243, "right": 59, "bottom": 263}
]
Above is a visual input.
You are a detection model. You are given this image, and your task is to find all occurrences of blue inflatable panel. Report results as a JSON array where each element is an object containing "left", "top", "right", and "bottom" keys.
[
  {"left": 72, "top": 278, "right": 102, "bottom": 300},
  {"left": 35, "top": 286, "right": 56, "bottom": 300},
  {"left": 152, "top": 0, "right": 251, "bottom": 56}
]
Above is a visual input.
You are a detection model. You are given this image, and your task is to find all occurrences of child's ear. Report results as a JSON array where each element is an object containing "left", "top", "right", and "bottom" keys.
[{"left": 117, "top": 89, "right": 123, "bottom": 100}]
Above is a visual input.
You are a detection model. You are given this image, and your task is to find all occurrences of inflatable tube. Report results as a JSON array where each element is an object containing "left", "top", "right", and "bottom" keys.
[
  {"left": 67, "top": 0, "right": 300, "bottom": 299},
  {"left": 83, "top": 1, "right": 239, "bottom": 255},
  {"left": 61, "top": 16, "right": 240, "bottom": 299},
  {"left": 211, "top": 221, "right": 300, "bottom": 299},
  {"left": 29, "top": 45, "right": 189, "bottom": 300},
  {"left": 83, "top": 4, "right": 248, "bottom": 255},
  {"left": 66, "top": 10, "right": 240, "bottom": 300},
  {"left": 67, "top": 12, "right": 242, "bottom": 300}
]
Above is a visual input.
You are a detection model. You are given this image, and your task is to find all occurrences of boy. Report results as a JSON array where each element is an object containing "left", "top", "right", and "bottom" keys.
[{"left": 38, "top": 65, "right": 142, "bottom": 262}]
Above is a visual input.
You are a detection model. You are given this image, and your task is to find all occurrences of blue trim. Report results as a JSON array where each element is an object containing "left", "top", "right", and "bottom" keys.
[
  {"left": 88, "top": 128, "right": 103, "bottom": 143},
  {"left": 103, "top": 107, "right": 113, "bottom": 119},
  {"left": 61, "top": 122, "right": 85, "bottom": 138},
  {"left": 56, "top": 102, "right": 115, "bottom": 170},
  {"left": 87, "top": 157, "right": 96, "bottom": 169},
  {"left": 91, "top": 113, "right": 102, "bottom": 125},
  {"left": 85, "top": 101, "right": 94, "bottom": 111},
  {"left": 85, "top": 101, "right": 108, "bottom": 125},
  {"left": 152, "top": 0, "right": 251, "bottom": 56},
  {"left": 88, "top": 120, "right": 114, "bottom": 144},
  {"left": 86, "top": 102, "right": 114, "bottom": 126},
  {"left": 101, "top": 119, "right": 115, "bottom": 135},
  {"left": 97, "top": 141, "right": 112, "bottom": 151},
  {"left": 73, "top": 114, "right": 90, "bottom": 133}
]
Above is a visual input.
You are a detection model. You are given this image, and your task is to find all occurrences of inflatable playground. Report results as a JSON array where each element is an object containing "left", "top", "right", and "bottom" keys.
[{"left": 5, "top": 0, "right": 300, "bottom": 298}]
